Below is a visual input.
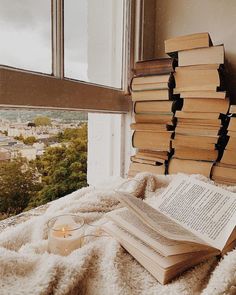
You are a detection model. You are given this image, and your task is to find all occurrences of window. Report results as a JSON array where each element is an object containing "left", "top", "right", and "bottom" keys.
[
  {"left": 0, "top": 0, "right": 51, "bottom": 73},
  {"left": 0, "top": 107, "right": 88, "bottom": 220},
  {"left": 64, "top": 0, "right": 124, "bottom": 88},
  {"left": 0, "top": 0, "right": 132, "bottom": 112}
]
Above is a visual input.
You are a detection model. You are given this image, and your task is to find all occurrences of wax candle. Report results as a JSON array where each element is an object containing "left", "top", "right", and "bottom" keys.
[{"left": 47, "top": 214, "right": 84, "bottom": 256}]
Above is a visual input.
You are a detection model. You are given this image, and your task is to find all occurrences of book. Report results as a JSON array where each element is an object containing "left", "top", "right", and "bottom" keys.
[
  {"left": 179, "top": 90, "right": 227, "bottom": 99},
  {"left": 173, "top": 135, "right": 218, "bottom": 151},
  {"left": 131, "top": 156, "right": 160, "bottom": 166},
  {"left": 133, "top": 150, "right": 169, "bottom": 163},
  {"left": 174, "top": 147, "right": 218, "bottom": 162},
  {"left": 176, "top": 125, "right": 221, "bottom": 136},
  {"left": 132, "top": 131, "right": 172, "bottom": 151},
  {"left": 178, "top": 45, "right": 224, "bottom": 67},
  {"left": 220, "top": 150, "right": 236, "bottom": 166},
  {"left": 212, "top": 163, "right": 236, "bottom": 184},
  {"left": 228, "top": 117, "right": 236, "bottom": 131},
  {"left": 103, "top": 176, "right": 236, "bottom": 284},
  {"left": 175, "top": 111, "right": 221, "bottom": 120},
  {"left": 133, "top": 58, "right": 177, "bottom": 76},
  {"left": 181, "top": 98, "right": 229, "bottom": 114},
  {"left": 131, "top": 73, "right": 174, "bottom": 91},
  {"left": 134, "top": 113, "right": 174, "bottom": 125},
  {"left": 130, "top": 123, "right": 174, "bottom": 131},
  {"left": 131, "top": 89, "right": 173, "bottom": 101},
  {"left": 130, "top": 123, "right": 174, "bottom": 132},
  {"left": 128, "top": 162, "right": 166, "bottom": 178},
  {"left": 229, "top": 105, "right": 236, "bottom": 114},
  {"left": 225, "top": 136, "right": 236, "bottom": 151},
  {"left": 168, "top": 158, "right": 213, "bottom": 177},
  {"left": 176, "top": 118, "right": 221, "bottom": 127},
  {"left": 134, "top": 100, "right": 183, "bottom": 114},
  {"left": 165, "top": 32, "right": 212, "bottom": 56},
  {"left": 174, "top": 66, "right": 224, "bottom": 93}
]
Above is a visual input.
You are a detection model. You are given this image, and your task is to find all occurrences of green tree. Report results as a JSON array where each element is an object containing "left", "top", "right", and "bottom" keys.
[
  {"left": 34, "top": 116, "right": 52, "bottom": 126},
  {"left": 33, "top": 125, "right": 88, "bottom": 206},
  {"left": 0, "top": 158, "right": 41, "bottom": 216},
  {"left": 14, "top": 134, "right": 24, "bottom": 141},
  {"left": 23, "top": 136, "right": 37, "bottom": 145},
  {"left": 57, "top": 124, "right": 87, "bottom": 142}
]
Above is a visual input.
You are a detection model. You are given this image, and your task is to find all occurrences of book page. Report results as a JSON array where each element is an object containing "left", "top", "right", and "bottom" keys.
[
  {"left": 116, "top": 191, "right": 204, "bottom": 244},
  {"left": 103, "top": 221, "right": 205, "bottom": 269},
  {"left": 155, "top": 176, "right": 236, "bottom": 250},
  {"left": 107, "top": 208, "right": 210, "bottom": 256}
]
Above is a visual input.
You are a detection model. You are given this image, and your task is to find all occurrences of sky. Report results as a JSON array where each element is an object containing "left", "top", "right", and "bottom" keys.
[{"left": 0, "top": 0, "right": 52, "bottom": 73}]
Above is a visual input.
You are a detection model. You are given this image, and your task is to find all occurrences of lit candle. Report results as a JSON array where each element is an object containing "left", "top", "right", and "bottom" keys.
[{"left": 47, "top": 215, "right": 84, "bottom": 256}]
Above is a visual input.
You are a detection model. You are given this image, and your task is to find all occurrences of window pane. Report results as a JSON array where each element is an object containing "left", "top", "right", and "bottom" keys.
[
  {"left": 0, "top": 0, "right": 51, "bottom": 73},
  {"left": 0, "top": 108, "right": 88, "bottom": 220},
  {"left": 64, "top": 0, "right": 124, "bottom": 88}
]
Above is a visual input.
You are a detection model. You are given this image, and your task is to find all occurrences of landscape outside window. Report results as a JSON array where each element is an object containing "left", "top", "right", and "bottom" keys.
[{"left": 0, "top": 108, "right": 88, "bottom": 220}]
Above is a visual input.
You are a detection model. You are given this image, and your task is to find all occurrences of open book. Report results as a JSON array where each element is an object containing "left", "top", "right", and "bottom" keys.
[{"left": 102, "top": 176, "right": 236, "bottom": 284}]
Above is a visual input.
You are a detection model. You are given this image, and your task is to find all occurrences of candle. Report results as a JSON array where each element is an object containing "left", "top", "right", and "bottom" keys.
[{"left": 47, "top": 214, "right": 84, "bottom": 256}]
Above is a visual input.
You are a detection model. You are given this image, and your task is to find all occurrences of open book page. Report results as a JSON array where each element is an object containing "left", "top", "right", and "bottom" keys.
[
  {"left": 107, "top": 208, "right": 212, "bottom": 256},
  {"left": 103, "top": 221, "right": 219, "bottom": 285},
  {"left": 154, "top": 176, "right": 236, "bottom": 251},
  {"left": 116, "top": 191, "right": 205, "bottom": 244},
  {"left": 102, "top": 221, "right": 210, "bottom": 270}
]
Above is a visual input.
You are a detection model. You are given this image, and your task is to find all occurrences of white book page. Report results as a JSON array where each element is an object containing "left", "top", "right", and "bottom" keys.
[
  {"left": 155, "top": 176, "right": 236, "bottom": 250},
  {"left": 107, "top": 208, "right": 210, "bottom": 256},
  {"left": 116, "top": 191, "right": 204, "bottom": 244},
  {"left": 103, "top": 221, "right": 203, "bottom": 269}
]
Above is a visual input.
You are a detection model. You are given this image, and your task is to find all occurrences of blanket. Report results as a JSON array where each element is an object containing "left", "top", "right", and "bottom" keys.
[{"left": 0, "top": 173, "right": 236, "bottom": 295}]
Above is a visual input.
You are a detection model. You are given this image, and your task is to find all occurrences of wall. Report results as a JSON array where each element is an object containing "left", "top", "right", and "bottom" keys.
[
  {"left": 155, "top": 0, "right": 236, "bottom": 103},
  {"left": 87, "top": 113, "right": 132, "bottom": 186}
]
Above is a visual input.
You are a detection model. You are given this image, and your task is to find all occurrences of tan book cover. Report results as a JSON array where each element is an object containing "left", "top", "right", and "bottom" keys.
[
  {"left": 178, "top": 45, "right": 224, "bottom": 67},
  {"left": 165, "top": 32, "right": 212, "bottom": 54},
  {"left": 132, "top": 131, "right": 172, "bottom": 151},
  {"left": 168, "top": 158, "right": 213, "bottom": 177}
]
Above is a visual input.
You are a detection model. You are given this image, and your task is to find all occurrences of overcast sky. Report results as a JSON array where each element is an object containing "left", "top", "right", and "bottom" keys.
[
  {"left": 0, "top": 0, "right": 88, "bottom": 78},
  {"left": 0, "top": 0, "right": 123, "bottom": 87}
]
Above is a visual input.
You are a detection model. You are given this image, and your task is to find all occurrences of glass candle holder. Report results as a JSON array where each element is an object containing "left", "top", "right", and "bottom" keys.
[{"left": 47, "top": 214, "right": 84, "bottom": 256}]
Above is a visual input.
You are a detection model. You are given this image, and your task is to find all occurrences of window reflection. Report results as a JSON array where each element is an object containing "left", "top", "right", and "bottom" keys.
[{"left": 64, "top": 0, "right": 124, "bottom": 88}]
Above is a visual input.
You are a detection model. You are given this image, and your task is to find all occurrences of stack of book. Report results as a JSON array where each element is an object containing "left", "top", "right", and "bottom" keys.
[
  {"left": 128, "top": 59, "right": 182, "bottom": 177},
  {"left": 212, "top": 105, "right": 236, "bottom": 185},
  {"left": 165, "top": 33, "right": 230, "bottom": 177}
]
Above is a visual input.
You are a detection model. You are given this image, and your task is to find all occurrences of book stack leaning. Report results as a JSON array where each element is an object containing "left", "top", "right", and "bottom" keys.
[
  {"left": 212, "top": 105, "right": 236, "bottom": 184},
  {"left": 165, "top": 33, "right": 230, "bottom": 178},
  {"left": 129, "top": 58, "right": 182, "bottom": 177},
  {"left": 103, "top": 176, "right": 236, "bottom": 284}
]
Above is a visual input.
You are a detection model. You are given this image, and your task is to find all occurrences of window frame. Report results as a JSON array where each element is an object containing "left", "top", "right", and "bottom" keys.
[{"left": 0, "top": 0, "right": 135, "bottom": 113}]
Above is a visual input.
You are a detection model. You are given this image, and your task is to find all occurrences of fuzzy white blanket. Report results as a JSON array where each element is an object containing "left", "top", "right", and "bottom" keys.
[{"left": 0, "top": 173, "right": 236, "bottom": 295}]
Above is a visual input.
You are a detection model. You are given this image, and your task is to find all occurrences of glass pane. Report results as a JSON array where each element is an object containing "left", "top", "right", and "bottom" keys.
[
  {"left": 0, "top": 108, "right": 88, "bottom": 220},
  {"left": 64, "top": 0, "right": 124, "bottom": 88},
  {"left": 0, "top": 0, "right": 51, "bottom": 73}
]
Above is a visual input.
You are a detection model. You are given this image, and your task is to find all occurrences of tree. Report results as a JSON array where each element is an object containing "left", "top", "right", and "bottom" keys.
[
  {"left": 33, "top": 124, "right": 88, "bottom": 206},
  {"left": 0, "top": 158, "right": 41, "bottom": 216},
  {"left": 57, "top": 124, "right": 87, "bottom": 142},
  {"left": 34, "top": 116, "right": 52, "bottom": 126},
  {"left": 14, "top": 134, "right": 24, "bottom": 141},
  {"left": 23, "top": 136, "right": 37, "bottom": 145}
]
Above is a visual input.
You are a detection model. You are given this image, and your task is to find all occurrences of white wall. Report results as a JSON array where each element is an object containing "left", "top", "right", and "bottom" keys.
[{"left": 87, "top": 113, "right": 133, "bottom": 186}]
